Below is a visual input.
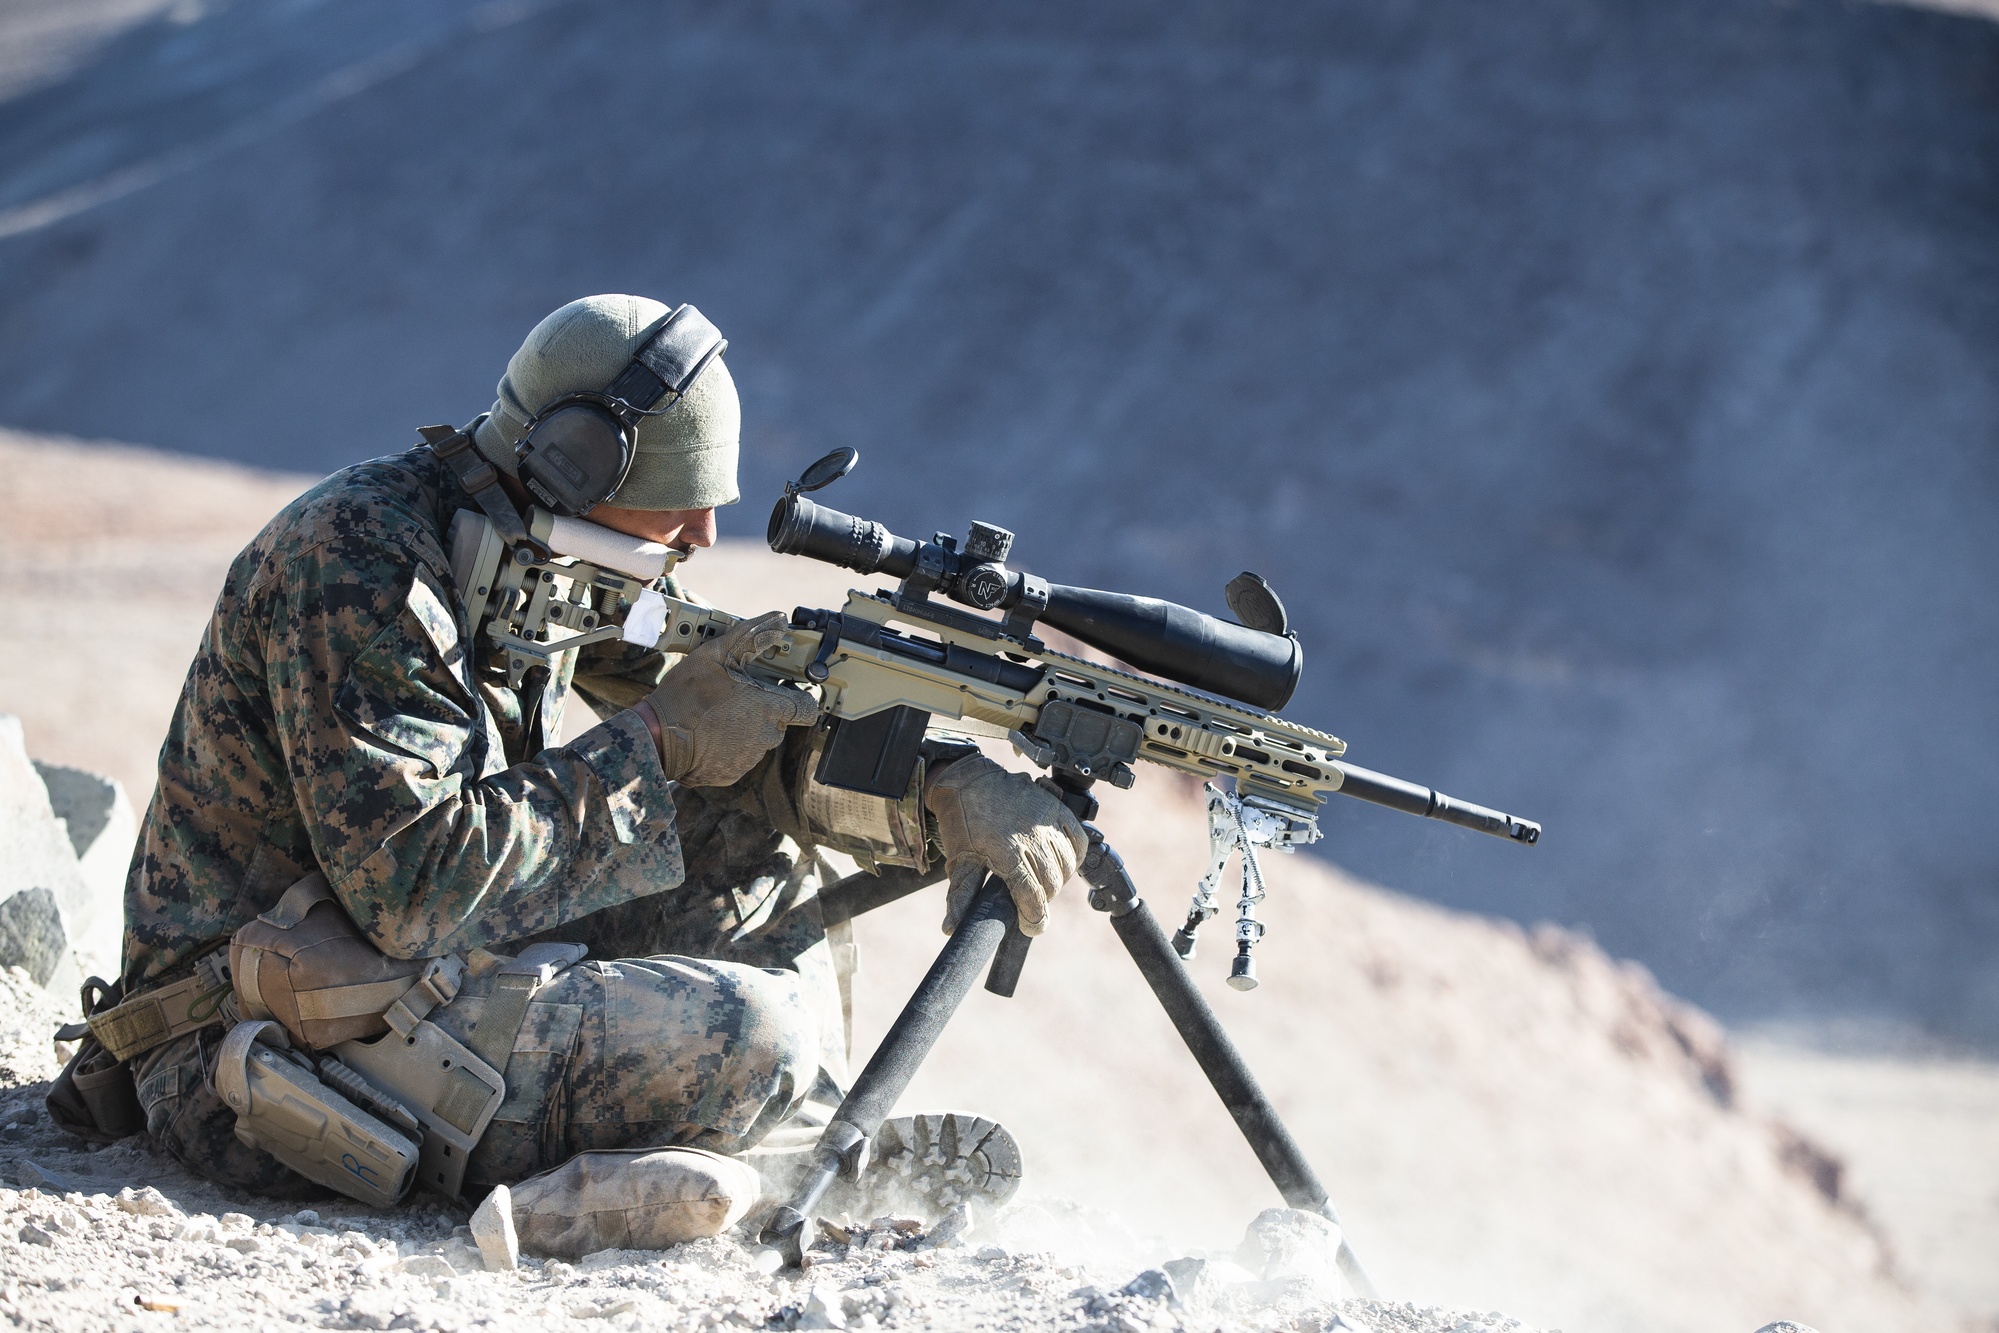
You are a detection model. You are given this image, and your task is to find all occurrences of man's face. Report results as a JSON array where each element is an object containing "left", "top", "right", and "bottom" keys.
[{"left": 586, "top": 503, "right": 718, "bottom": 553}]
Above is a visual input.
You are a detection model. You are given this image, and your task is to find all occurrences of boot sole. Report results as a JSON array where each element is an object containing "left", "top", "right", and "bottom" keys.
[
  {"left": 774, "top": 1111, "right": 1021, "bottom": 1225},
  {"left": 862, "top": 1111, "right": 1023, "bottom": 1217}
]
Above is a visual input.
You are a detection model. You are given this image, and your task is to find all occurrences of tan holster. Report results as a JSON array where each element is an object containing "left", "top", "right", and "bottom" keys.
[
  {"left": 51, "top": 871, "right": 585, "bottom": 1201},
  {"left": 218, "top": 872, "right": 586, "bottom": 1201}
]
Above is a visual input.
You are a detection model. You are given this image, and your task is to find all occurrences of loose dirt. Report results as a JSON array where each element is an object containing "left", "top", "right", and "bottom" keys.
[{"left": 0, "top": 966, "right": 1533, "bottom": 1333}]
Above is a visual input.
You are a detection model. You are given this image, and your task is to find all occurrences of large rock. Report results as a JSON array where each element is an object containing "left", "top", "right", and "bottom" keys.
[
  {"left": 0, "top": 888, "right": 67, "bottom": 990},
  {"left": 0, "top": 715, "right": 129, "bottom": 992},
  {"left": 33, "top": 758, "right": 134, "bottom": 984}
]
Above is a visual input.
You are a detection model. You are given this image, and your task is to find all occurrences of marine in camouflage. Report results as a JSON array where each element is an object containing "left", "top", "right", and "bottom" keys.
[
  {"left": 124, "top": 443, "right": 913, "bottom": 1195},
  {"left": 127, "top": 445, "right": 687, "bottom": 985}
]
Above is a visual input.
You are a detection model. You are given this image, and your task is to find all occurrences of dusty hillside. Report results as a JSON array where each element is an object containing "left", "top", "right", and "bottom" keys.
[
  {"left": 0, "top": 429, "right": 320, "bottom": 804},
  {"left": 0, "top": 429, "right": 1951, "bottom": 1331}
]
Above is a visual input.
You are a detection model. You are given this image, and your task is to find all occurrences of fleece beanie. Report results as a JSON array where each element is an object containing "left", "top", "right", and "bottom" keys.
[{"left": 471, "top": 294, "right": 741, "bottom": 511}]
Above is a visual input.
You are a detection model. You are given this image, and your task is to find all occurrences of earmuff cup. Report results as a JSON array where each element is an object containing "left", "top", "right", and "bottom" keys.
[
  {"left": 510, "top": 304, "right": 728, "bottom": 517},
  {"left": 516, "top": 396, "right": 637, "bottom": 517}
]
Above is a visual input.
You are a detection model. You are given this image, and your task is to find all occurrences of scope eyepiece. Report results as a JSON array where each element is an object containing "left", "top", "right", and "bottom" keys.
[{"left": 768, "top": 494, "right": 914, "bottom": 577}]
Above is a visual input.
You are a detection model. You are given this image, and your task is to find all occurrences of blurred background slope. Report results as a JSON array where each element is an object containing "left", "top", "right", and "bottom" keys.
[{"left": 1, "top": 0, "right": 1995, "bottom": 1047}]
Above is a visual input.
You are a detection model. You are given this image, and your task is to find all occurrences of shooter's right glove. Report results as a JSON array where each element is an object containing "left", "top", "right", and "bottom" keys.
[
  {"left": 926, "top": 755, "right": 1087, "bottom": 938},
  {"left": 641, "top": 611, "right": 820, "bottom": 788}
]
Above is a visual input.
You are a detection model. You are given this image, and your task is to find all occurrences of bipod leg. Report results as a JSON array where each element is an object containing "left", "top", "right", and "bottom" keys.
[
  {"left": 1081, "top": 829, "right": 1378, "bottom": 1298},
  {"left": 759, "top": 875, "right": 1021, "bottom": 1264}
]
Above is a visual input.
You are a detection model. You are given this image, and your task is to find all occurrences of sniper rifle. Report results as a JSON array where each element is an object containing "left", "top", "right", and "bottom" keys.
[{"left": 448, "top": 446, "right": 1541, "bottom": 1292}]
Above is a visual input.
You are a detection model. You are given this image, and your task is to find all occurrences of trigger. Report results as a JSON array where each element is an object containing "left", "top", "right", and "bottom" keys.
[{"left": 806, "top": 616, "right": 845, "bottom": 683}]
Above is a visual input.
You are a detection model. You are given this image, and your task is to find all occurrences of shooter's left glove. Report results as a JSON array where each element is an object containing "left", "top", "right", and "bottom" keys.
[{"left": 925, "top": 755, "right": 1087, "bottom": 938}]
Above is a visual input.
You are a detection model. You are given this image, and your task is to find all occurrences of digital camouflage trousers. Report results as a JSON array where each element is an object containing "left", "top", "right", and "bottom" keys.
[
  {"left": 134, "top": 953, "right": 822, "bottom": 1200},
  {"left": 134, "top": 786, "right": 855, "bottom": 1202}
]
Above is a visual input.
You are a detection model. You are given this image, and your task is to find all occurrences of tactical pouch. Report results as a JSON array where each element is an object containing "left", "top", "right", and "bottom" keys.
[
  {"left": 215, "top": 1020, "right": 419, "bottom": 1208},
  {"left": 47, "top": 975, "right": 161, "bottom": 1143},
  {"left": 52, "top": 953, "right": 238, "bottom": 1068},
  {"left": 230, "top": 873, "right": 462, "bottom": 1051},
  {"left": 46, "top": 1034, "right": 144, "bottom": 1144},
  {"left": 226, "top": 872, "right": 585, "bottom": 1201}
]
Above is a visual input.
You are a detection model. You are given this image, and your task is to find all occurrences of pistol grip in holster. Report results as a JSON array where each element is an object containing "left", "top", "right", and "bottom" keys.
[{"left": 215, "top": 1021, "right": 419, "bottom": 1209}]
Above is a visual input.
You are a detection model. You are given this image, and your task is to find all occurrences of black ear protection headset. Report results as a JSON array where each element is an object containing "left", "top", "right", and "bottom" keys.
[{"left": 512, "top": 304, "right": 728, "bottom": 517}]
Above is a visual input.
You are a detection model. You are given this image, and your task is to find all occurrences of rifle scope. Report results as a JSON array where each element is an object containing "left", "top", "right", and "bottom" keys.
[{"left": 768, "top": 492, "right": 1303, "bottom": 712}]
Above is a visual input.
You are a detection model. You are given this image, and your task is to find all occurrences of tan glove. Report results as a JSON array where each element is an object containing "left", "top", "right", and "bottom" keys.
[
  {"left": 641, "top": 610, "right": 820, "bottom": 787},
  {"left": 926, "top": 755, "right": 1087, "bottom": 937}
]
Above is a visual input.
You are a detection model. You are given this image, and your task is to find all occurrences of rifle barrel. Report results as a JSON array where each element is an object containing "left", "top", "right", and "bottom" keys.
[{"left": 1331, "top": 762, "right": 1540, "bottom": 844}]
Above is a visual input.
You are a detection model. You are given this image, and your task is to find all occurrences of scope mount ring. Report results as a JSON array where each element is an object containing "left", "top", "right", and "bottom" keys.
[{"left": 999, "top": 573, "right": 1049, "bottom": 641}]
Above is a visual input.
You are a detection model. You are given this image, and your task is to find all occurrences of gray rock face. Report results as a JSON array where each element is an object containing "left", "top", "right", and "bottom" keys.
[
  {"left": 0, "top": 716, "right": 86, "bottom": 993},
  {"left": 33, "top": 763, "right": 117, "bottom": 859},
  {"left": 31, "top": 760, "right": 133, "bottom": 985},
  {"left": 0, "top": 889, "right": 67, "bottom": 988},
  {"left": 0, "top": 1, "right": 1995, "bottom": 1044},
  {"left": 0, "top": 716, "right": 130, "bottom": 990}
]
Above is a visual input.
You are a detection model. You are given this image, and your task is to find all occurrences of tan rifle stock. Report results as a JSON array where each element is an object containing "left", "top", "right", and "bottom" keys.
[{"left": 456, "top": 511, "right": 1537, "bottom": 845}]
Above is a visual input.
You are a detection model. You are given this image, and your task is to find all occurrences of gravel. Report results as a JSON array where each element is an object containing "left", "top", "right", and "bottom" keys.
[{"left": 0, "top": 968, "right": 1547, "bottom": 1333}]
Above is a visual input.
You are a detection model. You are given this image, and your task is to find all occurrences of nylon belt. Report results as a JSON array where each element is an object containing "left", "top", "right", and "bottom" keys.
[
  {"left": 62, "top": 950, "right": 238, "bottom": 1063},
  {"left": 466, "top": 943, "right": 588, "bottom": 1077}
]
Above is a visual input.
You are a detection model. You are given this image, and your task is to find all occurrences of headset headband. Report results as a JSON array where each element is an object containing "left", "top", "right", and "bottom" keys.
[{"left": 598, "top": 305, "right": 728, "bottom": 424}]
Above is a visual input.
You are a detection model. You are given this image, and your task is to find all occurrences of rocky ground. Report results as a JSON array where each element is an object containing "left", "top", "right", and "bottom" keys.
[
  {"left": 1, "top": 970, "right": 1532, "bottom": 1333},
  {"left": 0, "top": 428, "right": 1977, "bottom": 1332}
]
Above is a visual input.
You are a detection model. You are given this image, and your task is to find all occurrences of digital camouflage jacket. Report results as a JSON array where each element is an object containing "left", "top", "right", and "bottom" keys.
[{"left": 121, "top": 446, "right": 923, "bottom": 1009}]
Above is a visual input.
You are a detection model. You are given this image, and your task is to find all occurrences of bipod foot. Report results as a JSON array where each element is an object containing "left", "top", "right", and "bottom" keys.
[
  {"left": 759, "top": 1204, "right": 811, "bottom": 1269},
  {"left": 758, "top": 881, "right": 1017, "bottom": 1269}
]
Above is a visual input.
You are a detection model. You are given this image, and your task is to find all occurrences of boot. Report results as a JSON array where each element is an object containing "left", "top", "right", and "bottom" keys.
[{"left": 744, "top": 1111, "right": 1023, "bottom": 1224}]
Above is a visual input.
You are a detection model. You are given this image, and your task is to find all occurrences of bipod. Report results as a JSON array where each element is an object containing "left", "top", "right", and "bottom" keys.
[
  {"left": 1078, "top": 827, "right": 1375, "bottom": 1296},
  {"left": 758, "top": 871, "right": 1028, "bottom": 1262},
  {"left": 759, "top": 824, "right": 1376, "bottom": 1299}
]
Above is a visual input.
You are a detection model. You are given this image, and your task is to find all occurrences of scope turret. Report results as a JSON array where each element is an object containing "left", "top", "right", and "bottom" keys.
[{"left": 768, "top": 492, "right": 1303, "bottom": 711}]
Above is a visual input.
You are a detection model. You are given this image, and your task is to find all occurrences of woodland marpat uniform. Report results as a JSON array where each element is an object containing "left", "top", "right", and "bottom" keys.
[
  {"left": 126, "top": 446, "right": 687, "bottom": 985},
  {"left": 123, "top": 446, "right": 857, "bottom": 1189}
]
